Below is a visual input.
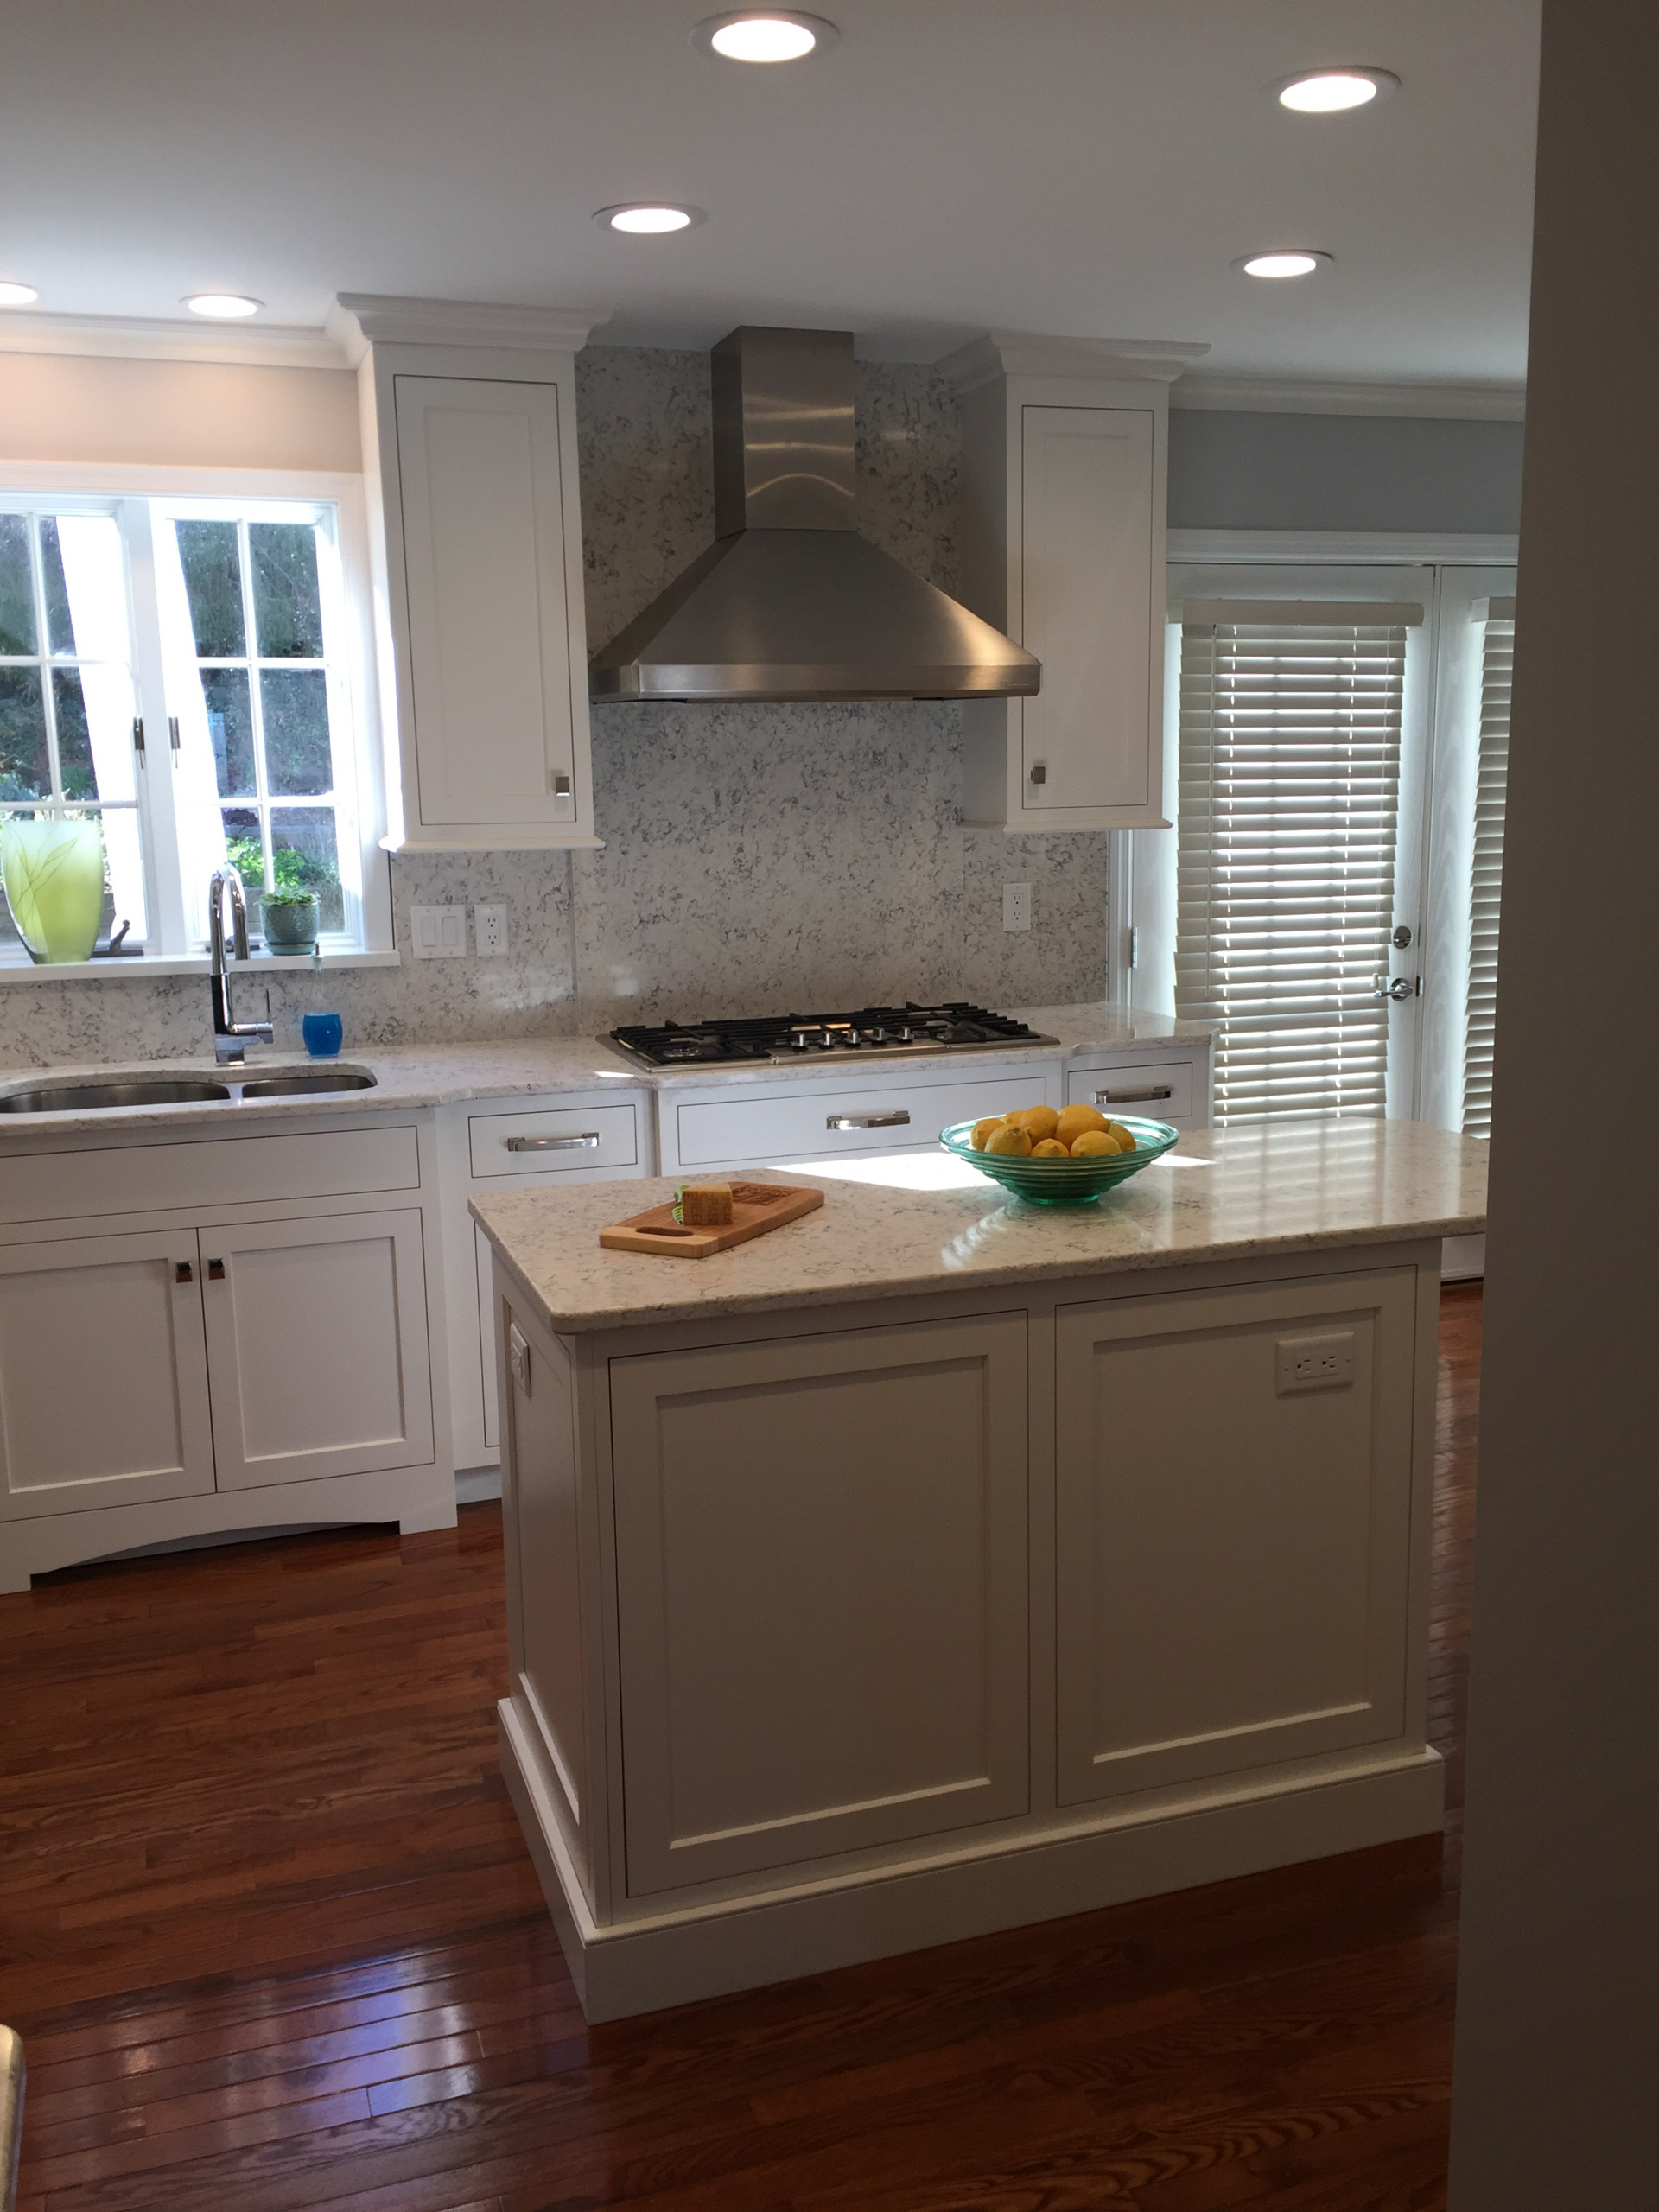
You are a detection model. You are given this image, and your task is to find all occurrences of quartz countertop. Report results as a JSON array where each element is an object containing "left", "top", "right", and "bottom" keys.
[
  {"left": 472, "top": 1119, "right": 1488, "bottom": 1337},
  {"left": 0, "top": 1004, "right": 1210, "bottom": 1136}
]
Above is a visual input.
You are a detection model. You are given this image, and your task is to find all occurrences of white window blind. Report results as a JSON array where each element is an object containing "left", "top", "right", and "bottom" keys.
[
  {"left": 1462, "top": 601, "right": 1515, "bottom": 1136},
  {"left": 1175, "top": 612, "right": 1414, "bottom": 1122}
]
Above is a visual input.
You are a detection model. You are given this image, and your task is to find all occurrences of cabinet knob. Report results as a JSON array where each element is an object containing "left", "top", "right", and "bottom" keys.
[
  {"left": 175, "top": 1260, "right": 194, "bottom": 1284},
  {"left": 1028, "top": 762, "right": 1046, "bottom": 785},
  {"left": 207, "top": 1258, "right": 226, "bottom": 1281}
]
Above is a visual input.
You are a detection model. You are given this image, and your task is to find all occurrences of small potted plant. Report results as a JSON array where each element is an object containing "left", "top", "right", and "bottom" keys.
[{"left": 260, "top": 886, "right": 321, "bottom": 953}]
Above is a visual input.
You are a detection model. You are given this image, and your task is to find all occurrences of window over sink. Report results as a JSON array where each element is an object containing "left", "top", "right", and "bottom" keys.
[{"left": 0, "top": 486, "right": 388, "bottom": 973}]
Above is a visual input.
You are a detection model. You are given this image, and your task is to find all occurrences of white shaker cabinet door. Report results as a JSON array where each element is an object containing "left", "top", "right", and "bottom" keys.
[
  {"left": 1054, "top": 1270, "right": 1419, "bottom": 1805},
  {"left": 610, "top": 1313, "right": 1030, "bottom": 1895},
  {"left": 0, "top": 1229, "right": 215, "bottom": 1521},
  {"left": 394, "top": 374, "right": 582, "bottom": 834},
  {"left": 1020, "top": 405, "right": 1156, "bottom": 815},
  {"left": 200, "top": 1210, "right": 434, "bottom": 1491}
]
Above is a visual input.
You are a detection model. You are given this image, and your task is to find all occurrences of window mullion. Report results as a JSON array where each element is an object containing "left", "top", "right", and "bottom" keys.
[
  {"left": 239, "top": 518, "right": 276, "bottom": 901},
  {"left": 121, "top": 500, "right": 190, "bottom": 953},
  {"left": 29, "top": 517, "right": 67, "bottom": 805}
]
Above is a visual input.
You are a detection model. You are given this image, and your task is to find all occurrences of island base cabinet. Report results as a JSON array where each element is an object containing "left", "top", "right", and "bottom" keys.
[
  {"left": 1054, "top": 1270, "right": 1420, "bottom": 1806},
  {"left": 608, "top": 1315, "right": 1031, "bottom": 1894}
]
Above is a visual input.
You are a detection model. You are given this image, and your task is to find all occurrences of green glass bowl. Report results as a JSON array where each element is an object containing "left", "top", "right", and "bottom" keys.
[{"left": 939, "top": 1115, "right": 1181, "bottom": 1205}]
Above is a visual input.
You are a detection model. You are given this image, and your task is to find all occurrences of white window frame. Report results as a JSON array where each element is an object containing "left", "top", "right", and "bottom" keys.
[
  {"left": 1121, "top": 531, "right": 1519, "bottom": 1128},
  {"left": 0, "top": 463, "right": 395, "bottom": 982}
]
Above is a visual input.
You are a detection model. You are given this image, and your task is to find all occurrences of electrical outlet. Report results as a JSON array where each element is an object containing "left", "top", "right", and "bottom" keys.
[
  {"left": 474, "top": 904, "right": 508, "bottom": 957},
  {"left": 508, "top": 1323, "right": 531, "bottom": 1396},
  {"left": 410, "top": 905, "right": 467, "bottom": 958},
  {"left": 1003, "top": 882, "right": 1033, "bottom": 932},
  {"left": 1275, "top": 1331, "right": 1357, "bottom": 1394}
]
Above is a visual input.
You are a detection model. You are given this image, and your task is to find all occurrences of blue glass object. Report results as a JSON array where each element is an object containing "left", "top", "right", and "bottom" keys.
[{"left": 302, "top": 1011, "right": 343, "bottom": 1058}]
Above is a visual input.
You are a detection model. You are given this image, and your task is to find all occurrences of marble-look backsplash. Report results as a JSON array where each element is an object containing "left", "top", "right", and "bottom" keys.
[{"left": 0, "top": 346, "right": 1109, "bottom": 1069}]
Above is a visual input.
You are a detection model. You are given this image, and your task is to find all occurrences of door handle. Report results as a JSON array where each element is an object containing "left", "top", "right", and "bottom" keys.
[
  {"left": 1371, "top": 974, "right": 1422, "bottom": 1001},
  {"left": 1095, "top": 1085, "right": 1173, "bottom": 1106},
  {"left": 207, "top": 1258, "right": 226, "bottom": 1281},
  {"left": 826, "top": 1110, "right": 912, "bottom": 1130},
  {"left": 505, "top": 1132, "right": 601, "bottom": 1151}
]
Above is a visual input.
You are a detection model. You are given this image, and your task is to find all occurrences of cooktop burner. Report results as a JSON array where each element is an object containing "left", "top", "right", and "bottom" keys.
[{"left": 610, "top": 1003, "right": 1059, "bottom": 1070}]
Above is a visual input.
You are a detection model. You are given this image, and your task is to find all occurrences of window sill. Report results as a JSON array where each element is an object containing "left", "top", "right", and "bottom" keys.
[{"left": 0, "top": 949, "right": 403, "bottom": 986}]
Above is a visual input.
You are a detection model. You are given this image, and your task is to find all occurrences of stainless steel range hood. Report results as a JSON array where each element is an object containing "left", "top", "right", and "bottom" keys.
[{"left": 588, "top": 326, "right": 1040, "bottom": 705}]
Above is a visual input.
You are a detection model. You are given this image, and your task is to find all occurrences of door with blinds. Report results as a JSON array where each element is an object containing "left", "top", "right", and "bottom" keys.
[{"left": 1169, "top": 567, "right": 1435, "bottom": 1123}]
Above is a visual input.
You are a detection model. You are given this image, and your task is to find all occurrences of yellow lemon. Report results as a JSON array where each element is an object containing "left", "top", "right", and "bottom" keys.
[
  {"left": 1030, "top": 1137, "right": 1069, "bottom": 1158},
  {"left": 1018, "top": 1105, "right": 1060, "bottom": 1141},
  {"left": 985, "top": 1122, "right": 1033, "bottom": 1157},
  {"left": 1108, "top": 1122, "right": 1138, "bottom": 1151},
  {"left": 969, "top": 1116, "right": 1005, "bottom": 1150},
  {"left": 1055, "top": 1103, "right": 1108, "bottom": 1147},
  {"left": 1070, "top": 1128, "right": 1122, "bottom": 1157}
]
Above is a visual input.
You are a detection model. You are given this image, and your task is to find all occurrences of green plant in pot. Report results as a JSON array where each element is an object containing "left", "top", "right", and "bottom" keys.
[{"left": 260, "top": 887, "right": 321, "bottom": 951}]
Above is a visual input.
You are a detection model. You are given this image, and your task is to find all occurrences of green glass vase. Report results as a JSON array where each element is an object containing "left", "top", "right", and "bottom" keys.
[{"left": 0, "top": 816, "right": 107, "bottom": 964}]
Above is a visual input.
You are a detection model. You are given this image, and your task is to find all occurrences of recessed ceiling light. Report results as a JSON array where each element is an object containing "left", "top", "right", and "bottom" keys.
[
  {"left": 595, "top": 203, "right": 705, "bottom": 234},
  {"left": 1235, "top": 251, "right": 1332, "bottom": 280},
  {"left": 0, "top": 281, "right": 39, "bottom": 308},
  {"left": 1275, "top": 67, "right": 1398, "bottom": 112},
  {"left": 184, "top": 292, "right": 264, "bottom": 319},
  {"left": 693, "top": 11, "right": 838, "bottom": 62}
]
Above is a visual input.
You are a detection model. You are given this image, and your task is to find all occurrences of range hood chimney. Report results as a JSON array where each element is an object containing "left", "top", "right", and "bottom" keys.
[{"left": 588, "top": 326, "right": 1040, "bottom": 704}]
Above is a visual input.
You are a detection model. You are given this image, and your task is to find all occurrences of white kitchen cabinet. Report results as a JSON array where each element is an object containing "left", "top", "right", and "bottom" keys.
[
  {"left": 333, "top": 296, "right": 605, "bottom": 853},
  {"left": 1053, "top": 1270, "right": 1419, "bottom": 1805},
  {"left": 199, "top": 1211, "right": 434, "bottom": 1491},
  {"left": 1064, "top": 1042, "right": 1212, "bottom": 1128},
  {"left": 0, "top": 1116, "right": 454, "bottom": 1590},
  {"left": 945, "top": 333, "right": 1205, "bottom": 832},
  {"left": 0, "top": 1229, "right": 216, "bottom": 1522},
  {"left": 607, "top": 1313, "right": 1030, "bottom": 1893}
]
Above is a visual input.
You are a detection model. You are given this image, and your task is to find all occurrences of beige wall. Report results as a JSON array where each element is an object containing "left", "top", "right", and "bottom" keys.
[
  {"left": 0, "top": 352, "right": 361, "bottom": 472},
  {"left": 1446, "top": 2, "right": 1659, "bottom": 2204}
]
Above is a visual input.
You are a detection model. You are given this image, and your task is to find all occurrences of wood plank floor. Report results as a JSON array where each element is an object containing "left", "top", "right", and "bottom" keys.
[{"left": 2, "top": 1284, "right": 1482, "bottom": 2212}]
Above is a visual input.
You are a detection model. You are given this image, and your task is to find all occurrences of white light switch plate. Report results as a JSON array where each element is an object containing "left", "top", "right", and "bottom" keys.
[
  {"left": 410, "top": 905, "right": 468, "bottom": 958},
  {"left": 1003, "top": 882, "right": 1033, "bottom": 932},
  {"left": 474, "top": 904, "right": 508, "bottom": 957}
]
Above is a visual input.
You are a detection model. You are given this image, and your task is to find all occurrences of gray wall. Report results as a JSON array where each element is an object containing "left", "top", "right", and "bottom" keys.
[
  {"left": 1168, "top": 409, "right": 1525, "bottom": 535},
  {"left": 1446, "top": 3, "right": 1658, "bottom": 2204}
]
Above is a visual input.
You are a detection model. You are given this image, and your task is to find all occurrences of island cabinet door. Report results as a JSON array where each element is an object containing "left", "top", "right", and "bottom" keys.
[
  {"left": 200, "top": 1211, "right": 434, "bottom": 1491},
  {"left": 1053, "top": 1270, "right": 1419, "bottom": 1807},
  {"left": 609, "top": 1313, "right": 1030, "bottom": 1896}
]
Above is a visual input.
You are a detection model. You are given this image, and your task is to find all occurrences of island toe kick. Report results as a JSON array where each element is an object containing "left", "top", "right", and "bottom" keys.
[{"left": 482, "top": 1210, "right": 1461, "bottom": 2020}]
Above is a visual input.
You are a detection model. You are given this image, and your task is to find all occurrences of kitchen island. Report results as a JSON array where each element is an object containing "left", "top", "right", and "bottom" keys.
[{"left": 479, "top": 1119, "right": 1484, "bottom": 2022}]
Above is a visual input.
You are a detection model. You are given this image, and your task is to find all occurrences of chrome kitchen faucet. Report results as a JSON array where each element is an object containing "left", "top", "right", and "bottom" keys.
[{"left": 207, "top": 866, "right": 275, "bottom": 1063}]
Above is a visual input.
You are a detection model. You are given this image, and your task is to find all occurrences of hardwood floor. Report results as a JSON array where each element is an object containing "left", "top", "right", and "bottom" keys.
[{"left": 2, "top": 1285, "right": 1482, "bottom": 2212}]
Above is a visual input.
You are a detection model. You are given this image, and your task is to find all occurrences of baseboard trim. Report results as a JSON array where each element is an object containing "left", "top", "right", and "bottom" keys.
[{"left": 499, "top": 1700, "right": 1444, "bottom": 2024}]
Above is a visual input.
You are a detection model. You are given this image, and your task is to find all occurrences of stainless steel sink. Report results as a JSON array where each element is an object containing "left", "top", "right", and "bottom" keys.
[
  {"left": 0, "top": 1077, "right": 234, "bottom": 1113},
  {"left": 236, "top": 1071, "right": 378, "bottom": 1098}
]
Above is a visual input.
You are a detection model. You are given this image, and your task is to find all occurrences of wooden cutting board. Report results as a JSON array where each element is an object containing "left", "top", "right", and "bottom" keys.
[{"left": 599, "top": 1182, "right": 824, "bottom": 1258}]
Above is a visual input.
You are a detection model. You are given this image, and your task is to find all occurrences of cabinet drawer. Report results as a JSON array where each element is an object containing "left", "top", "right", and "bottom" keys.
[
  {"left": 1065, "top": 1059, "right": 1194, "bottom": 1124},
  {"left": 671, "top": 1071, "right": 1053, "bottom": 1170},
  {"left": 467, "top": 1103, "right": 639, "bottom": 1179}
]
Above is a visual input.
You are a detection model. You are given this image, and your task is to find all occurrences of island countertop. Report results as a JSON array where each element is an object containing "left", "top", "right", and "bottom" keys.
[{"left": 471, "top": 1118, "right": 1488, "bottom": 1337}]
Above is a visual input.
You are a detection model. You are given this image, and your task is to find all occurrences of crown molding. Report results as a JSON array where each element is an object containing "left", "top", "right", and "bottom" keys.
[
  {"left": 1172, "top": 373, "right": 1526, "bottom": 421},
  {"left": 938, "top": 331, "right": 1211, "bottom": 392},
  {"left": 0, "top": 309, "right": 348, "bottom": 370},
  {"left": 328, "top": 294, "right": 610, "bottom": 365}
]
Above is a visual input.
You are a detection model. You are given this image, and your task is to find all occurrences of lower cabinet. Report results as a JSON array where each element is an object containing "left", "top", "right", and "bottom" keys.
[
  {"left": 200, "top": 1211, "right": 433, "bottom": 1490},
  {"left": 1053, "top": 1269, "right": 1418, "bottom": 1803},
  {"left": 0, "top": 1227, "right": 217, "bottom": 1520},
  {"left": 605, "top": 1313, "right": 1031, "bottom": 1894}
]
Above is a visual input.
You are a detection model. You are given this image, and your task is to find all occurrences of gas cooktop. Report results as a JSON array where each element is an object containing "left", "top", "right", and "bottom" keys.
[{"left": 610, "top": 1003, "right": 1059, "bottom": 1070}]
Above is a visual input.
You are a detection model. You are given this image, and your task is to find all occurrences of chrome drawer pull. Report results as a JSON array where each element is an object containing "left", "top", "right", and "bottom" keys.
[
  {"left": 1095, "top": 1085, "right": 1173, "bottom": 1105},
  {"left": 505, "top": 1132, "right": 601, "bottom": 1152},
  {"left": 826, "top": 1109, "right": 912, "bottom": 1130}
]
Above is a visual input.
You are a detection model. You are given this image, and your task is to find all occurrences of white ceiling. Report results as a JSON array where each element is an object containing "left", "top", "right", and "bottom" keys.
[{"left": 0, "top": 0, "right": 1540, "bottom": 386}]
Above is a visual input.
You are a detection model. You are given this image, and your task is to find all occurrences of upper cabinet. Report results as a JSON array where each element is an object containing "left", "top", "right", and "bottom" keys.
[
  {"left": 944, "top": 333, "right": 1206, "bottom": 833},
  {"left": 333, "top": 296, "right": 606, "bottom": 852}
]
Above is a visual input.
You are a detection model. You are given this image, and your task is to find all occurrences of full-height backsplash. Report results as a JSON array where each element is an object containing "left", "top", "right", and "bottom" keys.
[{"left": 0, "top": 347, "right": 1109, "bottom": 1068}]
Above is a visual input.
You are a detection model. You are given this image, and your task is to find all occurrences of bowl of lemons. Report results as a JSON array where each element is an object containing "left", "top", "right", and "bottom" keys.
[{"left": 939, "top": 1103, "right": 1179, "bottom": 1205}]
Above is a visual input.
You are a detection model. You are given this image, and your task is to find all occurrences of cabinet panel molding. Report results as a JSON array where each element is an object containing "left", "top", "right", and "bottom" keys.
[
  {"left": 609, "top": 1313, "right": 1030, "bottom": 1893},
  {"left": 1054, "top": 1270, "right": 1418, "bottom": 1804}
]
